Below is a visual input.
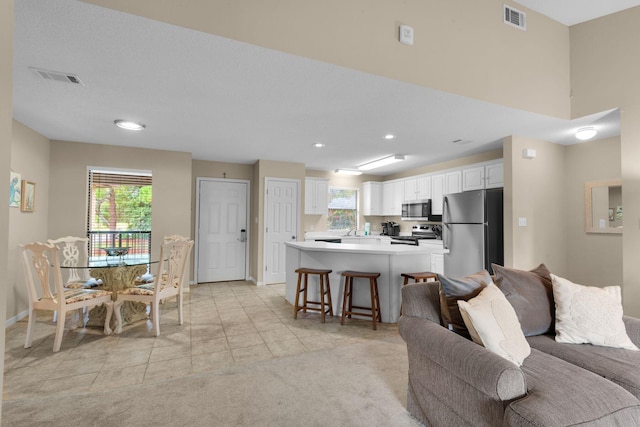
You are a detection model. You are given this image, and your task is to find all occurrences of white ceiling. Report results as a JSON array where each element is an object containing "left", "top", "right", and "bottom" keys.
[
  {"left": 514, "top": 0, "right": 640, "bottom": 26},
  {"left": 12, "top": 1, "right": 624, "bottom": 176}
]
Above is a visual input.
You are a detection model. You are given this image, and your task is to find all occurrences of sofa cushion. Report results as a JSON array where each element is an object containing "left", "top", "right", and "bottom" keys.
[
  {"left": 528, "top": 333, "right": 640, "bottom": 399},
  {"left": 492, "top": 263, "right": 554, "bottom": 337},
  {"left": 551, "top": 274, "right": 638, "bottom": 350},
  {"left": 437, "top": 270, "right": 491, "bottom": 337},
  {"left": 505, "top": 349, "right": 640, "bottom": 426},
  {"left": 458, "top": 282, "right": 531, "bottom": 366}
]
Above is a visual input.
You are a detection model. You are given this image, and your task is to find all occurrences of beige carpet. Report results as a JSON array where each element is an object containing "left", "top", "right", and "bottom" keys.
[{"left": 2, "top": 339, "right": 421, "bottom": 426}]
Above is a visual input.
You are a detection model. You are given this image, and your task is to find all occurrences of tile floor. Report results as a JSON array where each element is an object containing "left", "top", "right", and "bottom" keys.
[{"left": 3, "top": 281, "right": 401, "bottom": 401}]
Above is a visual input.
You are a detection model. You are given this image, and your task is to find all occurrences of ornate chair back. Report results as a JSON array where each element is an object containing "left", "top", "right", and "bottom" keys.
[{"left": 47, "top": 236, "right": 91, "bottom": 288}]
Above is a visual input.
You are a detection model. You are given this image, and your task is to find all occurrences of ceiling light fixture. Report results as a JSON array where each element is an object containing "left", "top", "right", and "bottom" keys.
[
  {"left": 312, "top": 142, "right": 326, "bottom": 148},
  {"left": 335, "top": 169, "right": 363, "bottom": 176},
  {"left": 358, "top": 154, "right": 405, "bottom": 171},
  {"left": 575, "top": 126, "right": 597, "bottom": 141},
  {"left": 114, "top": 120, "right": 146, "bottom": 131},
  {"left": 384, "top": 134, "right": 396, "bottom": 140}
]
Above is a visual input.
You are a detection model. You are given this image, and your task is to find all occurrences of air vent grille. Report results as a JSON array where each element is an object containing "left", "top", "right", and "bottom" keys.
[
  {"left": 29, "top": 67, "right": 84, "bottom": 85},
  {"left": 504, "top": 4, "right": 526, "bottom": 31}
]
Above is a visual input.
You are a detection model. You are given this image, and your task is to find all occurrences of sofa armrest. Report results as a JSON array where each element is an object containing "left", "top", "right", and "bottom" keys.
[
  {"left": 623, "top": 316, "right": 640, "bottom": 347},
  {"left": 399, "top": 315, "right": 527, "bottom": 401}
]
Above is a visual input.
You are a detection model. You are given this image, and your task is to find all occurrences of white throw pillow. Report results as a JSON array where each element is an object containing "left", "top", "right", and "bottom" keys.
[
  {"left": 457, "top": 282, "right": 531, "bottom": 366},
  {"left": 551, "top": 274, "right": 638, "bottom": 350}
]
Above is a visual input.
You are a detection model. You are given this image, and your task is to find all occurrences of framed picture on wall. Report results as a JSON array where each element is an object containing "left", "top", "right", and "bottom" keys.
[
  {"left": 21, "top": 180, "right": 35, "bottom": 212},
  {"left": 9, "top": 171, "right": 21, "bottom": 207}
]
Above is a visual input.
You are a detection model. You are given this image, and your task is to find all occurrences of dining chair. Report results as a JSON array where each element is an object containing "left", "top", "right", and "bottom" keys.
[
  {"left": 19, "top": 242, "right": 114, "bottom": 352},
  {"left": 47, "top": 236, "right": 102, "bottom": 288},
  {"left": 110, "top": 238, "right": 194, "bottom": 336}
]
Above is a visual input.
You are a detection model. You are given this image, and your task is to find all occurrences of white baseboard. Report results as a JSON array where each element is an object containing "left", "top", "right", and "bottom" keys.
[{"left": 6, "top": 310, "right": 28, "bottom": 328}]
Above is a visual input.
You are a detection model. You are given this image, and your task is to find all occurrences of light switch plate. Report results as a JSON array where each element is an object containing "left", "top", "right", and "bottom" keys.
[{"left": 518, "top": 217, "right": 527, "bottom": 227}]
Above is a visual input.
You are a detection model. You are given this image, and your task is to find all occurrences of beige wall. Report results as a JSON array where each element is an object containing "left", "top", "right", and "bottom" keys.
[
  {"left": 84, "top": 0, "right": 570, "bottom": 119},
  {"left": 7, "top": 121, "right": 50, "bottom": 321},
  {"left": 1, "top": 0, "right": 14, "bottom": 417},
  {"left": 570, "top": 10, "right": 640, "bottom": 316},
  {"left": 503, "top": 136, "right": 567, "bottom": 275},
  {"left": 564, "top": 137, "right": 622, "bottom": 286},
  {"left": 48, "top": 141, "right": 192, "bottom": 276}
]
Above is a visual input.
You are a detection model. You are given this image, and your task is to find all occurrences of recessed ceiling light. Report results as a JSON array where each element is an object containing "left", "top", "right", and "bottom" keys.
[
  {"left": 384, "top": 134, "right": 396, "bottom": 140},
  {"left": 114, "top": 120, "right": 146, "bottom": 131},
  {"left": 312, "top": 142, "right": 326, "bottom": 148},
  {"left": 575, "top": 126, "right": 597, "bottom": 141}
]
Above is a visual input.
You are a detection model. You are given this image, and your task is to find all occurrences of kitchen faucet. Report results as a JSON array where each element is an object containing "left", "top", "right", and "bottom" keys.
[{"left": 346, "top": 228, "right": 356, "bottom": 236}]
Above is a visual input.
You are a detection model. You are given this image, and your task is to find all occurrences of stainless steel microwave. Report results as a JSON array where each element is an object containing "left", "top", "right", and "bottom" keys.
[{"left": 401, "top": 200, "right": 432, "bottom": 221}]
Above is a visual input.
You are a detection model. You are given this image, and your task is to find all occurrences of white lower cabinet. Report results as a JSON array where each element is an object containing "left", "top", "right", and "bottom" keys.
[{"left": 430, "top": 253, "right": 444, "bottom": 275}]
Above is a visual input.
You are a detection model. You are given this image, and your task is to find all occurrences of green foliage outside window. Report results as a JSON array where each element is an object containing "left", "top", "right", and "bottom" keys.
[
  {"left": 327, "top": 188, "right": 357, "bottom": 230},
  {"left": 92, "top": 185, "right": 152, "bottom": 231}
]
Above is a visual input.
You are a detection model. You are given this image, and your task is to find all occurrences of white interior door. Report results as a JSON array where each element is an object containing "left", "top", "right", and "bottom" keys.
[
  {"left": 197, "top": 179, "right": 248, "bottom": 283},
  {"left": 264, "top": 178, "right": 299, "bottom": 284}
]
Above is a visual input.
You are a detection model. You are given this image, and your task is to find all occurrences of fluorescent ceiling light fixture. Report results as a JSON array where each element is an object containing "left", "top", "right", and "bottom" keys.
[
  {"left": 384, "top": 134, "right": 396, "bottom": 140},
  {"left": 114, "top": 120, "right": 146, "bottom": 131},
  {"left": 358, "top": 154, "right": 405, "bottom": 171},
  {"left": 575, "top": 126, "right": 597, "bottom": 141},
  {"left": 312, "top": 142, "right": 326, "bottom": 148},
  {"left": 335, "top": 169, "right": 363, "bottom": 176}
]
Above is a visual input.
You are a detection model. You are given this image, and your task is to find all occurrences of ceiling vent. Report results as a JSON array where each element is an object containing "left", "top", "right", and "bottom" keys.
[
  {"left": 451, "top": 139, "right": 472, "bottom": 145},
  {"left": 503, "top": 4, "right": 526, "bottom": 31},
  {"left": 29, "top": 67, "right": 84, "bottom": 85}
]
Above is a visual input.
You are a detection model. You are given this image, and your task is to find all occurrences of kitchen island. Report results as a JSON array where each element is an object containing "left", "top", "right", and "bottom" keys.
[{"left": 284, "top": 241, "right": 430, "bottom": 323}]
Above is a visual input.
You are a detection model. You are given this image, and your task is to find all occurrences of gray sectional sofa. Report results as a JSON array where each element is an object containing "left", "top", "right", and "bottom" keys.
[{"left": 399, "top": 280, "right": 640, "bottom": 426}]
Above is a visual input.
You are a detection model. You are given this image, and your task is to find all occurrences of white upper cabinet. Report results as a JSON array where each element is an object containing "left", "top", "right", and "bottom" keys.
[
  {"left": 304, "top": 177, "right": 329, "bottom": 215},
  {"left": 431, "top": 174, "right": 445, "bottom": 215},
  {"left": 462, "top": 160, "right": 504, "bottom": 191},
  {"left": 445, "top": 170, "right": 462, "bottom": 195},
  {"left": 484, "top": 161, "right": 504, "bottom": 188},
  {"left": 362, "top": 181, "right": 383, "bottom": 216},
  {"left": 382, "top": 179, "right": 404, "bottom": 216},
  {"left": 462, "top": 165, "right": 485, "bottom": 192},
  {"left": 404, "top": 175, "right": 431, "bottom": 201}
]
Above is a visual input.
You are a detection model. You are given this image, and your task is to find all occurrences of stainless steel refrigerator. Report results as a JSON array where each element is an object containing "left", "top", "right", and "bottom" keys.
[{"left": 442, "top": 188, "right": 503, "bottom": 278}]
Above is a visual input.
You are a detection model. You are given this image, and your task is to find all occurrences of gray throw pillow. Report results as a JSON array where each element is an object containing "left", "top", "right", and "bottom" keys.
[
  {"left": 437, "top": 270, "right": 492, "bottom": 338},
  {"left": 492, "top": 263, "right": 554, "bottom": 336}
]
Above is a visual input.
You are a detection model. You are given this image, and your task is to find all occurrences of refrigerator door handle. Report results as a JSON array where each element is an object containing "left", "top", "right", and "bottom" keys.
[{"left": 443, "top": 224, "right": 450, "bottom": 250}]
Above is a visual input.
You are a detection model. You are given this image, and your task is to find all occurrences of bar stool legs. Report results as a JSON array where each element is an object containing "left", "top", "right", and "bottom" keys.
[
  {"left": 400, "top": 272, "right": 438, "bottom": 315},
  {"left": 340, "top": 271, "right": 382, "bottom": 330},
  {"left": 293, "top": 268, "right": 333, "bottom": 323}
]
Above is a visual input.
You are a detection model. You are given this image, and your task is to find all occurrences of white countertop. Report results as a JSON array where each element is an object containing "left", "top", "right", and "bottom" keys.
[{"left": 285, "top": 240, "right": 430, "bottom": 255}]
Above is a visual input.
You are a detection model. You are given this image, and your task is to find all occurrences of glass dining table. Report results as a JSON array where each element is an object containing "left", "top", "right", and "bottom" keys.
[{"left": 62, "top": 258, "right": 158, "bottom": 333}]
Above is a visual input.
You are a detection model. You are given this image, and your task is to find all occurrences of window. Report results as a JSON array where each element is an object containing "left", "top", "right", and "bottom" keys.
[
  {"left": 327, "top": 188, "right": 358, "bottom": 230},
  {"left": 87, "top": 169, "right": 152, "bottom": 262}
]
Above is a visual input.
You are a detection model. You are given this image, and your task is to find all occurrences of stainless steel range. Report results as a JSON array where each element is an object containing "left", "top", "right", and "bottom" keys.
[{"left": 390, "top": 224, "right": 442, "bottom": 245}]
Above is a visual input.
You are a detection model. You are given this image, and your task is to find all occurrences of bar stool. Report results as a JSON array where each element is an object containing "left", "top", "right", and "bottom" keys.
[
  {"left": 340, "top": 270, "right": 382, "bottom": 330},
  {"left": 293, "top": 268, "right": 333, "bottom": 323},
  {"left": 401, "top": 272, "right": 438, "bottom": 286}
]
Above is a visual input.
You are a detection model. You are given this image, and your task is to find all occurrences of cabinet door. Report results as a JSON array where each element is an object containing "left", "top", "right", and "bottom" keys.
[
  {"left": 485, "top": 162, "right": 504, "bottom": 188},
  {"left": 362, "top": 182, "right": 382, "bottom": 216},
  {"left": 416, "top": 175, "right": 432, "bottom": 200},
  {"left": 462, "top": 165, "right": 485, "bottom": 192},
  {"left": 304, "top": 178, "right": 328, "bottom": 214},
  {"left": 431, "top": 174, "right": 445, "bottom": 215},
  {"left": 445, "top": 170, "right": 462, "bottom": 195},
  {"left": 404, "top": 178, "right": 417, "bottom": 201},
  {"left": 430, "top": 253, "right": 444, "bottom": 275},
  {"left": 392, "top": 180, "right": 404, "bottom": 215},
  {"left": 382, "top": 181, "right": 394, "bottom": 216}
]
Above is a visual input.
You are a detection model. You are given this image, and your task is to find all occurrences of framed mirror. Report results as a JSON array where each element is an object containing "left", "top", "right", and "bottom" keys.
[{"left": 585, "top": 179, "right": 622, "bottom": 234}]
